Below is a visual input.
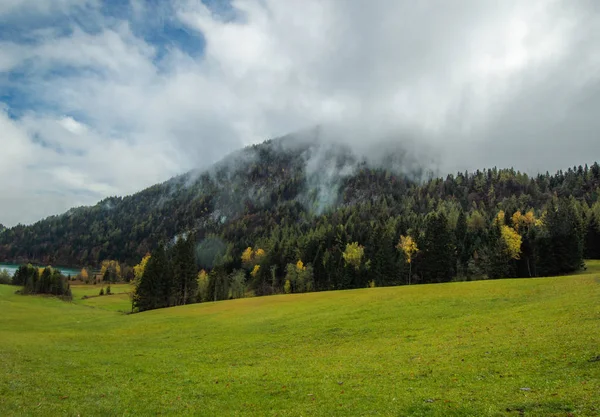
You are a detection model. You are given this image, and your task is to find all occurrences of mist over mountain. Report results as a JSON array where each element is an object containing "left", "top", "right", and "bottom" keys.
[
  {"left": 0, "top": 131, "right": 427, "bottom": 265},
  {"left": 1, "top": 130, "right": 600, "bottom": 284}
]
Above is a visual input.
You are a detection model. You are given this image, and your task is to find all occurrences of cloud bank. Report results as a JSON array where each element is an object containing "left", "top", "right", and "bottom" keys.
[{"left": 1, "top": 0, "right": 599, "bottom": 226}]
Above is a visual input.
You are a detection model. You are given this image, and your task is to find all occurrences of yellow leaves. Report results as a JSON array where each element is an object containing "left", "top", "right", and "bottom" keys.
[
  {"left": 536, "top": 211, "right": 546, "bottom": 227},
  {"left": 284, "top": 279, "right": 291, "bottom": 294},
  {"left": 197, "top": 270, "right": 210, "bottom": 302},
  {"left": 397, "top": 235, "right": 418, "bottom": 264},
  {"left": 500, "top": 225, "right": 522, "bottom": 260},
  {"left": 133, "top": 254, "right": 150, "bottom": 282},
  {"left": 241, "top": 247, "right": 266, "bottom": 269},
  {"left": 241, "top": 247, "right": 254, "bottom": 265},
  {"left": 100, "top": 260, "right": 121, "bottom": 280},
  {"left": 511, "top": 211, "right": 522, "bottom": 232},
  {"left": 80, "top": 268, "right": 89, "bottom": 281},
  {"left": 494, "top": 210, "right": 506, "bottom": 227},
  {"left": 343, "top": 242, "right": 365, "bottom": 270},
  {"left": 296, "top": 260, "right": 306, "bottom": 272},
  {"left": 511, "top": 210, "right": 536, "bottom": 233},
  {"left": 523, "top": 210, "right": 535, "bottom": 227},
  {"left": 250, "top": 265, "right": 260, "bottom": 278}
]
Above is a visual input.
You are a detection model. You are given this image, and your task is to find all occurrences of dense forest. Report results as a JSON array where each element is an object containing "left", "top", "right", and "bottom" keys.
[{"left": 2, "top": 133, "right": 600, "bottom": 308}]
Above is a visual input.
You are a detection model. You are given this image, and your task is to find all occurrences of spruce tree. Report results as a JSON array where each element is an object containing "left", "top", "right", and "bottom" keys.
[
  {"left": 171, "top": 234, "right": 198, "bottom": 306},
  {"left": 418, "top": 212, "right": 455, "bottom": 283},
  {"left": 584, "top": 213, "right": 600, "bottom": 259},
  {"left": 455, "top": 211, "right": 468, "bottom": 276},
  {"left": 134, "top": 244, "right": 169, "bottom": 311},
  {"left": 536, "top": 199, "right": 584, "bottom": 276}
]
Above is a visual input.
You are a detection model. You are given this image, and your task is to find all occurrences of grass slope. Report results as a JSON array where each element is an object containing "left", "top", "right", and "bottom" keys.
[
  {"left": 1, "top": 263, "right": 599, "bottom": 416},
  {"left": 70, "top": 284, "right": 133, "bottom": 313}
]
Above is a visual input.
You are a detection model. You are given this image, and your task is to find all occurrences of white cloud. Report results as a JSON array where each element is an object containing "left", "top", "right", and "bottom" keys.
[{"left": 1, "top": 0, "right": 600, "bottom": 226}]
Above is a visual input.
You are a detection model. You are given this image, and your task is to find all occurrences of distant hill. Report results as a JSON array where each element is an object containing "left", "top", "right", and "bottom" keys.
[
  {"left": 1, "top": 130, "right": 600, "bottom": 292},
  {"left": 0, "top": 131, "right": 427, "bottom": 267}
]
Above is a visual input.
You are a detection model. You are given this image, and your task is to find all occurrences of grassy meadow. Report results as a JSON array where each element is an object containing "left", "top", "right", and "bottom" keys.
[
  {"left": 70, "top": 283, "right": 134, "bottom": 313},
  {"left": 1, "top": 263, "right": 599, "bottom": 416}
]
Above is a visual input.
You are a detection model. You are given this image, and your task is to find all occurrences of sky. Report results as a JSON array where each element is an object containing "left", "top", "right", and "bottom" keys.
[{"left": 1, "top": 0, "right": 600, "bottom": 227}]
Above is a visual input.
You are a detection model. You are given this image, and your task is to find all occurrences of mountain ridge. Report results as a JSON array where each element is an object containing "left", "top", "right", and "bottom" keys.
[{"left": 1, "top": 133, "right": 600, "bottom": 292}]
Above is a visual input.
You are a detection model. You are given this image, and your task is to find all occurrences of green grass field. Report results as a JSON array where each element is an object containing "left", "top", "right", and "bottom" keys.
[
  {"left": 70, "top": 283, "right": 134, "bottom": 313},
  {"left": 1, "top": 263, "right": 599, "bottom": 416}
]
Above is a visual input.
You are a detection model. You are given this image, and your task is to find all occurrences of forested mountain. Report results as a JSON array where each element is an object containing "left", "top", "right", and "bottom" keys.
[{"left": 2, "top": 131, "right": 600, "bottom": 297}]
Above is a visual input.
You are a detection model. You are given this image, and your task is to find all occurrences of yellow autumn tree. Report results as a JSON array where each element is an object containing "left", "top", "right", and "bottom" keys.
[
  {"left": 523, "top": 210, "right": 536, "bottom": 227},
  {"left": 512, "top": 210, "right": 536, "bottom": 233},
  {"left": 80, "top": 268, "right": 89, "bottom": 283},
  {"left": 197, "top": 269, "right": 209, "bottom": 302},
  {"left": 100, "top": 260, "right": 121, "bottom": 282},
  {"left": 343, "top": 242, "right": 364, "bottom": 271},
  {"left": 494, "top": 210, "right": 506, "bottom": 227},
  {"left": 296, "top": 260, "right": 305, "bottom": 271},
  {"left": 241, "top": 247, "right": 254, "bottom": 267},
  {"left": 397, "top": 235, "right": 419, "bottom": 285},
  {"left": 255, "top": 248, "right": 266, "bottom": 261},
  {"left": 241, "top": 247, "right": 266, "bottom": 270},
  {"left": 500, "top": 225, "right": 522, "bottom": 260},
  {"left": 133, "top": 253, "right": 151, "bottom": 284},
  {"left": 250, "top": 264, "right": 261, "bottom": 278},
  {"left": 511, "top": 210, "right": 523, "bottom": 232}
]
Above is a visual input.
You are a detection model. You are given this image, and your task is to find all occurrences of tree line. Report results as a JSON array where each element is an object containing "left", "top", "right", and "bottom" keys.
[
  {"left": 1, "top": 138, "right": 600, "bottom": 313},
  {"left": 131, "top": 191, "right": 592, "bottom": 312},
  {"left": 11, "top": 264, "right": 72, "bottom": 299}
]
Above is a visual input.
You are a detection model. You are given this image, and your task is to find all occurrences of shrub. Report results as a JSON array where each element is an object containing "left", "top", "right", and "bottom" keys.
[{"left": 0, "top": 269, "right": 11, "bottom": 285}]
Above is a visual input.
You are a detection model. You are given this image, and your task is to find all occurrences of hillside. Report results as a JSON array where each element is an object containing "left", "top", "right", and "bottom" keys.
[
  {"left": 1, "top": 133, "right": 600, "bottom": 295},
  {"left": 1, "top": 132, "right": 412, "bottom": 267},
  {"left": 1, "top": 263, "right": 599, "bottom": 416}
]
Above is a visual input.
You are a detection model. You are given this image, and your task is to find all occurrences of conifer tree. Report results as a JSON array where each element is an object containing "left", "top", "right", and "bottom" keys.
[
  {"left": 134, "top": 244, "right": 169, "bottom": 311},
  {"left": 171, "top": 235, "right": 198, "bottom": 305},
  {"left": 418, "top": 212, "right": 455, "bottom": 283},
  {"left": 536, "top": 199, "right": 584, "bottom": 276},
  {"left": 585, "top": 209, "right": 600, "bottom": 259}
]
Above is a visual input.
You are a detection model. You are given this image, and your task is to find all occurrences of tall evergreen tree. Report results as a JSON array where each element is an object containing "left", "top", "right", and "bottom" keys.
[
  {"left": 134, "top": 244, "right": 169, "bottom": 312},
  {"left": 418, "top": 212, "right": 455, "bottom": 283},
  {"left": 584, "top": 212, "right": 600, "bottom": 259},
  {"left": 171, "top": 235, "right": 198, "bottom": 305},
  {"left": 455, "top": 211, "right": 469, "bottom": 276},
  {"left": 536, "top": 199, "right": 584, "bottom": 276}
]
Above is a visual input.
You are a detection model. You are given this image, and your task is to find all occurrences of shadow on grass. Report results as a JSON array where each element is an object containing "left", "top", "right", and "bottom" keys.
[{"left": 505, "top": 400, "right": 575, "bottom": 415}]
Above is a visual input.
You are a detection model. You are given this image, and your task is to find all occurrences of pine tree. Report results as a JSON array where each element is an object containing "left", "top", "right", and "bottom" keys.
[
  {"left": 418, "top": 212, "right": 455, "bottom": 283},
  {"left": 134, "top": 244, "right": 169, "bottom": 311},
  {"left": 584, "top": 211, "right": 600, "bottom": 259},
  {"left": 455, "top": 211, "right": 469, "bottom": 276},
  {"left": 170, "top": 235, "right": 198, "bottom": 305},
  {"left": 536, "top": 199, "right": 584, "bottom": 276}
]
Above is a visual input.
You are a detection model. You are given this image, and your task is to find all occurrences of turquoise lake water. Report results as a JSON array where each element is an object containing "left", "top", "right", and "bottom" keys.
[{"left": 0, "top": 263, "right": 80, "bottom": 277}]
